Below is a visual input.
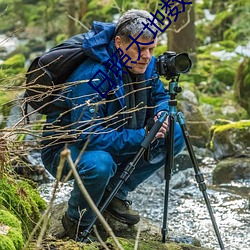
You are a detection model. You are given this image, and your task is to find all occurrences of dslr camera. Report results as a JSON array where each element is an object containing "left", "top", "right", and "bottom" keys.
[{"left": 156, "top": 51, "right": 192, "bottom": 79}]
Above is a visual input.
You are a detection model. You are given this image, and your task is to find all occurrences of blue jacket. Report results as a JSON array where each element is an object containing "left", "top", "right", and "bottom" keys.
[{"left": 44, "top": 21, "right": 170, "bottom": 156}]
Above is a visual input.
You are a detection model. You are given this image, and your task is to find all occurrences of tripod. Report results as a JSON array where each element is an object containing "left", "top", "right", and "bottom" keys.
[
  {"left": 162, "top": 77, "right": 225, "bottom": 249},
  {"left": 82, "top": 77, "right": 225, "bottom": 250},
  {"left": 81, "top": 110, "right": 168, "bottom": 241}
]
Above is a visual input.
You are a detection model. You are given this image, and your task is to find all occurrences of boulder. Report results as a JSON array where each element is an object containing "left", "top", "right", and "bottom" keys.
[
  {"left": 213, "top": 157, "right": 250, "bottom": 184},
  {"left": 179, "top": 100, "right": 211, "bottom": 148},
  {"left": 209, "top": 120, "right": 250, "bottom": 160}
]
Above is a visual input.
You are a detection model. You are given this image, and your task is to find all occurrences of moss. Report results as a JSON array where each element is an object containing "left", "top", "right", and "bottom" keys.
[
  {"left": 0, "top": 175, "right": 46, "bottom": 239},
  {"left": 213, "top": 67, "right": 235, "bottom": 86},
  {"left": 1, "top": 54, "right": 25, "bottom": 69},
  {"left": 199, "top": 91, "right": 248, "bottom": 122},
  {"left": 0, "top": 54, "right": 26, "bottom": 86},
  {"left": 0, "top": 235, "right": 16, "bottom": 250},
  {"left": 7, "top": 228, "right": 24, "bottom": 249},
  {"left": 0, "top": 209, "right": 21, "bottom": 229},
  {"left": 199, "top": 95, "right": 224, "bottom": 107},
  {"left": 208, "top": 10, "right": 234, "bottom": 42},
  {"left": 0, "top": 209, "right": 24, "bottom": 249},
  {"left": 29, "top": 239, "right": 97, "bottom": 250},
  {"left": 106, "top": 237, "right": 208, "bottom": 250},
  {"left": 217, "top": 40, "right": 237, "bottom": 51},
  {"left": 209, "top": 120, "right": 250, "bottom": 151},
  {"left": 223, "top": 26, "right": 248, "bottom": 43},
  {"left": 214, "top": 119, "right": 232, "bottom": 126},
  {"left": 213, "top": 120, "right": 250, "bottom": 133}
]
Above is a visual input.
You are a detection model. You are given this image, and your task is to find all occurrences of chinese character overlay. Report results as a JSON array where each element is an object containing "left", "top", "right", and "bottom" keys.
[
  {"left": 126, "top": 31, "right": 155, "bottom": 61},
  {"left": 88, "top": 69, "right": 118, "bottom": 98}
]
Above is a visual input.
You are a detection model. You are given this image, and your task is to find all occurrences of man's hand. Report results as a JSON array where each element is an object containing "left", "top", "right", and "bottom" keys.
[{"left": 154, "top": 111, "right": 169, "bottom": 139}]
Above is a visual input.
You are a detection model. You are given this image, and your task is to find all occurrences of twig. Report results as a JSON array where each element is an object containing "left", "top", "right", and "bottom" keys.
[
  {"left": 93, "top": 225, "right": 110, "bottom": 250},
  {"left": 134, "top": 219, "right": 142, "bottom": 250},
  {"left": 61, "top": 148, "right": 124, "bottom": 250},
  {"left": 22, "top": 154, "right": 65, "bottom": 249},
  {"left": 68, "top": 14, "right": 90, "bottom": 31}
]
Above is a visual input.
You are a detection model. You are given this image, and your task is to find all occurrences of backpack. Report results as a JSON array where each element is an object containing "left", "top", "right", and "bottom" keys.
[{"left": 24, "top": 34, "right": 87, "bottom": 115}]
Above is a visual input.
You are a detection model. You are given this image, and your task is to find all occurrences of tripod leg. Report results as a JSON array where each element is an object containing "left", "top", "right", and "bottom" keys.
[
  {"left": 162, "top": 114, "right": 175, "bottom": 243},
  {"left": 81, "top": 112, "right": 168, "bottom": 240},
  {"left": 177, "top": 112, "right": 225, "bottom": 250}
]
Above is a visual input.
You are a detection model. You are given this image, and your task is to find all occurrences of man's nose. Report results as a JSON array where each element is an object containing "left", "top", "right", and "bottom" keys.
[{"left": 141, "top": 49, "right": 150, "bottom": 60}]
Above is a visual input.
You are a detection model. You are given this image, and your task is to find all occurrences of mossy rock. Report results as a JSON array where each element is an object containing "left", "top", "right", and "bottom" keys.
[
  {"left": 213, "top": 157, "right": 250, "bottom": 184},
  {"left": 44, "top": 202, "right": 211, "bottom": 250},
  {"left": 0, "top": 209, "right": 24, "bottom": 250},
  {"left": 0, "top": 174, "right": 47, "bottom": 239},
  {"left": 194, "top": 43, "right": 241, "bottom": 95},
  {"left": 199, "top": 92, "right": 249, "bottom": 122},
  {"left": 209, "top": 120, "right": 250, "bottom": 160},
  {"left": 106, "top": 237, "right": 210, "bottom": 250},
  {"left": 28, "top": 237, "right": 211, "bottom": 250}
]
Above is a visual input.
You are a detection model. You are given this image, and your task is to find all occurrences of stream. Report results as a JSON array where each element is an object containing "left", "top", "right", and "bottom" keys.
[{"left": 38, "top": 155, "right": 250, "bottom": 250}]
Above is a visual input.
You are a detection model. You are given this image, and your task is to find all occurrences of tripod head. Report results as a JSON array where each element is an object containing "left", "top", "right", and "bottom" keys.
[{"left": 168, "top": 76, "right": 182, "bottom": 100}]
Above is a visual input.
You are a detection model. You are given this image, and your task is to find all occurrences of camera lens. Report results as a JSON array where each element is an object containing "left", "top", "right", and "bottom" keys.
[
  {"left": 174, "top": 53, "right": 192, "bottom": 73},
  {"left": 156, "top": 51, "right": 192, "bottom": 79}
]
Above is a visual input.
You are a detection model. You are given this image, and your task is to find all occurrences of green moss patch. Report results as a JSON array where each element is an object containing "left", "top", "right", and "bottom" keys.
[
  {"left": 0, "top": 175, "right": 47, "bottom": 239},
  {"left": 106, "top": 237, "right": 210, "bottom": 250},
  {"left": 0, "top": 209, "right": 23, "bottom": 250},
  {"left": 212, "top": 120, "right": 250, "bottom": 134},
  {"left": 209, "top": 120, "right": 250, "bottom": 156}
]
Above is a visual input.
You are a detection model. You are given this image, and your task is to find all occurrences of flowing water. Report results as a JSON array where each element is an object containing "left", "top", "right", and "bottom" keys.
[
  {"left": 128, "top": 157, "right": 250, "bottom": 250},
  {"left": 38, "top": 156, "right": 250, "bottom": 250}
]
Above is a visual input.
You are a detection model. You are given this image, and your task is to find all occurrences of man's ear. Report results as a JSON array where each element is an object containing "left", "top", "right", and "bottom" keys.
[{"left": 114, "top": 36, "right": 122, "bottom": 49}]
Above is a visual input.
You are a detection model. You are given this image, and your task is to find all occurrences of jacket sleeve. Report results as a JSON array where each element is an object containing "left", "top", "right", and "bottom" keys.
[{"left": 66, "top": 65, "right": 146, "bottom": 156}]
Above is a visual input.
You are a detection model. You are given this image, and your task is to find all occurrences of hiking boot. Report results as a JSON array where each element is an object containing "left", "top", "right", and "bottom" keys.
[
  {"left": 61, "top": 213, "right": 97, "bottom": 243},
  {"left": 105, "top": 196, "right": 140, "bottom": 225}
]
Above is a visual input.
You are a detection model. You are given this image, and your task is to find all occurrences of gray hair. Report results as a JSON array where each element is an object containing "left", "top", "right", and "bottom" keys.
[{"left": 115, "top": 9, "right": 158, "bottom": 42}]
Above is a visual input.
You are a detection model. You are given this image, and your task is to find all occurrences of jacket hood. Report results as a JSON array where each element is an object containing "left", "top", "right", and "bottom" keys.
[{"left": 82, "top": 21, "right": 116, "bottom": 63}]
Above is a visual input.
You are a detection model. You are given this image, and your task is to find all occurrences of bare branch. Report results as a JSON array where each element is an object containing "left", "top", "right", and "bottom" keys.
[
  {"left": 166, "top": 4, "right": 192, "bottom": 33},
  {"left": 63, "top": 148, "right": 124, "bottom": 250},
  {"left": 68, "top": 14, "right": 90, "bottom": 32}
]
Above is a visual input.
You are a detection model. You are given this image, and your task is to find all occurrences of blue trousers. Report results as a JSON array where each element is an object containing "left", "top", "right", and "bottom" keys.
[{"left": 41, "top": 123, "right": 185, "bottom": 226}]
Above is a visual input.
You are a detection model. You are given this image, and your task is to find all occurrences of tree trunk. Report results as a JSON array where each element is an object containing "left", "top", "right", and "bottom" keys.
[
  {"left": 67, "top": 0, "right": 77, "bottom": 36},
  {"left": 78, "top": 0, "right": 88, "bottom": 20},
  {"left": 167, "top": 1, "right": 196, "bottom": 63}
]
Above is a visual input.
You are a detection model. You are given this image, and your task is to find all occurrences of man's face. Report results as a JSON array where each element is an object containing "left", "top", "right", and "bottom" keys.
[{"left": 115, "top": 36, "right": 157, "bottom": 75}]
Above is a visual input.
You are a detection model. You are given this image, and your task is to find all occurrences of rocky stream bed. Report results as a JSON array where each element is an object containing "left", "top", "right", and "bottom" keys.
[{"left": 38, "top": 155, "right": 250, "bottom": 250}]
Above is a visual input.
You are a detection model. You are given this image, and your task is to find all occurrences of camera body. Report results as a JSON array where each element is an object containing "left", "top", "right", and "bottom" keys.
[{"left": 156, "top": 51, "right": 192, "bottom": 79}]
